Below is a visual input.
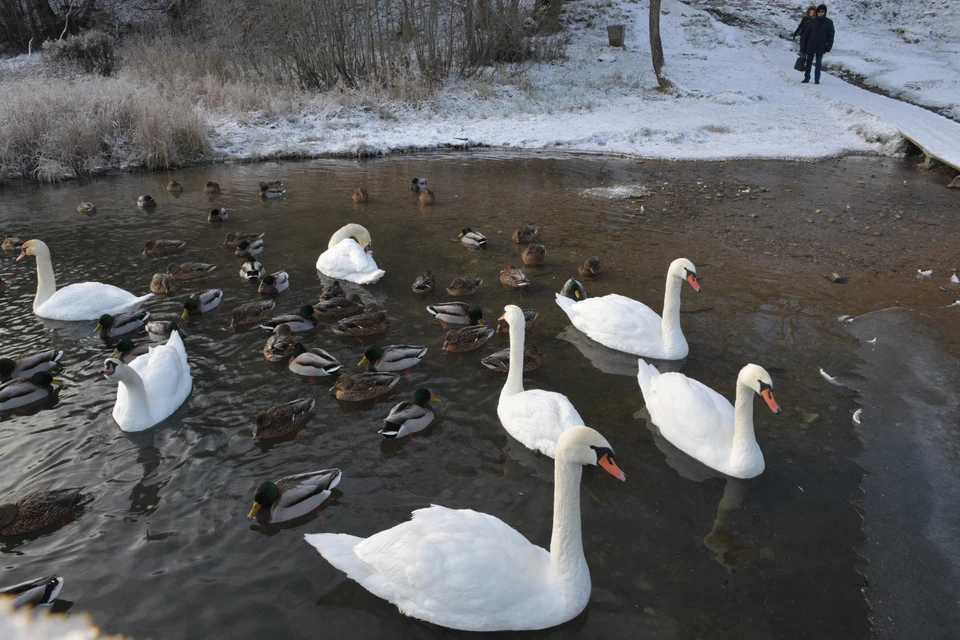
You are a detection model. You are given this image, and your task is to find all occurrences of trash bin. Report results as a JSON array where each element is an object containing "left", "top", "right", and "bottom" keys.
[{"left": 607, "top": 25, "right": 625, "bottom": 47}]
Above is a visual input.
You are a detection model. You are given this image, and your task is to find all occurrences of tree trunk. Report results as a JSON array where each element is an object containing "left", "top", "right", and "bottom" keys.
[{"left": 649, "top": 0, "right": 672, "bottom": 89}]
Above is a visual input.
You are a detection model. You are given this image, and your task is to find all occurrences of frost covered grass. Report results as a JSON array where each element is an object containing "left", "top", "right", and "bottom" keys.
[{"left": 0, "top": 75, "right": 208, "bottom": 182}]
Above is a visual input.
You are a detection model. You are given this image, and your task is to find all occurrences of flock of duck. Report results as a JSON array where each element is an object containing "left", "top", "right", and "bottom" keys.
[{"left": 0, "top": 177, "right": 781, "bottom": 631}]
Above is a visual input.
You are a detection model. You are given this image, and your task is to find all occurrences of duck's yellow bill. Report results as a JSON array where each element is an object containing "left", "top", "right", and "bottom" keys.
[
  {"left": 93, "top": 324, "right": 103, "bottom": 333},
  {"left": 357, "top": 356, "right": 369, "bottom": 366},
  {"left": 110, "top": 349, "right": 120, "bottom": 358},
  {"left": 181, "top": 309, "right": 190, "bottom": 319},
  {"left": 247, "top": 503, "right": 261, "bottom": 518},
  {"left": 430, "top": 396, "right": 440, "bottom": 402},
  {"left": 476, "top": 319, "right": 484, "bottom": 325}
]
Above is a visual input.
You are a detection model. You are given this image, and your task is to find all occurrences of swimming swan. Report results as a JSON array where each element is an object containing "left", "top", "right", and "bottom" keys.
[
  {"left": 555, "top": 258, "right": 700, "bottom": 360},
  {"left": 102, "top": 331, "right": 192, "bottom": 432},
  {"left": 305, "top": 425, "right": 626, "bottom": 631},
  {"left": 18, "top": 240, "right": 152, "bottom": 321},
  {"left": 315, "top": 224, "right": 385, "bottom": 285},
  {"left": 637, "top": 360, "right": 781, "bottom": 478},
  {"left": 497, "top": 304, "right": 583, "bottom": 458}
]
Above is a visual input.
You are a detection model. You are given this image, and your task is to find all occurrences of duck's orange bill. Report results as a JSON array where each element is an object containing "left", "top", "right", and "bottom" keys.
[
  {"left": 599, "top": 454, "right": 626, "bottom": 481},
  {"left": 686, "top": 274, "right": 701, "bottom": 292},
  {"left": 761, "top": 389, "right": 782, "bottom": 414}
]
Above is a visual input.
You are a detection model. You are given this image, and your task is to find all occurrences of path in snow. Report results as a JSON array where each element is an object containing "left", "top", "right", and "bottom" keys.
[{"left": 763, "top": 48, "right": 960, "bottom": 173}]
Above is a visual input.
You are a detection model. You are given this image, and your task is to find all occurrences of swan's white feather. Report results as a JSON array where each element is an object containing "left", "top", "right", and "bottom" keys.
[
  {"left": 113, "top": 331, "right": 192, "bottom": 432},
  {"left": 306, "top": 505, "right": 578, "bottom": 631},
  {"left": 316, "top": 239, "right": 384, "bottom": 285},
  {"left": 555, "top": 293, "right": 679, "bottom": 359},
  {"left": 36, "top": 283, "right": 152, "bottom": 321},
  {"left": 498, "top": 390, "right": 583, "bottom": 458}
]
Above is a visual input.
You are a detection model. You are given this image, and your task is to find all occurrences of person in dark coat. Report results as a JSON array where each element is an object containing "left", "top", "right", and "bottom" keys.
[
  {"left": 793, "top": 5, "right": 817, "bottom": 56},
  {"left": 800, "top": 4, "right": 835, "bottom": 84}
]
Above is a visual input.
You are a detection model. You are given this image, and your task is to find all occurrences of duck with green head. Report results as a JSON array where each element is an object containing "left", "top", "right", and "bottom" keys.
[
  {"left": 426, "top": 302, "right": 483, "bottom": 328},
  {"left": 380, "top": 389, "right": 440, "bottom": 439},
  {"left": 111, "top": 339, "right": 150, "bottom": 364},
  {"left": 145, "top": 320, "right": 185, "bottom": 341},
  {"left": 259, "top": 305, "right": 319, "bottom": 332},
  {"left": 458, "top": 227, "right": 487, "bottom": 249},
  {"left": 288, "top": 343, "right": 342, "bottom": 378},
  {"left": 0, "top": 349, "right": 63, "bottom": 382},
  {"left": 95, "top": 310, "right": 150, "bottom": 340},
  {"left": 359, "top": 345, "right": 427, "bottom": 372},
  {"left": 0, "top": 372, "right": 61, "bottom": 411},
  {"left": 182, "top": 289, "right": 223, "bottom": 318},
  {"left": 560, "top": 278, "right": 587, "bottom": 301},
  {"left": 247, "top": 469, "right": 341, "bottom": 524}
]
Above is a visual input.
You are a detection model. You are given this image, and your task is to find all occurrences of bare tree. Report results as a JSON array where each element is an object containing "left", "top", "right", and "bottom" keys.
[{"left": 649, "top": 0, "right": 672, "bottom": 89}]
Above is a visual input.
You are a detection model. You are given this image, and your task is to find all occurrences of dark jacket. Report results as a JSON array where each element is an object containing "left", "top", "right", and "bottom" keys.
[
  {"left": 801, "top": 16, "right": 835, "bottom": 55},
  {"left": 792, "top": 16, "right": 810, "bottom": 41}
]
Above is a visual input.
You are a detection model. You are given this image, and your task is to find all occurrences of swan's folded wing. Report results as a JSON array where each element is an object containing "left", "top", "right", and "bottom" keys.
[
  {"left": 651, "top": 373, "right": 735, "bottom": 448},
  {"left": 350, "top": 507, "right": 551, "bottom": 622},
  {"left": 501, "top": 390, "right": 583, "bottom": 457},
  {"left": 132, "top": 334, "right": 192, "bottom": 416},
  {"left": 39, "top": 282, "right": 142, "bottom": 320},
  {"left": 565, "top": 295, "right": 664, "bottom": 354}
]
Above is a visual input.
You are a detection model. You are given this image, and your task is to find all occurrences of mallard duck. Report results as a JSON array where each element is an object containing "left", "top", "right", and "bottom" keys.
[
  {"left": 77, "top": 202, "right": 96, "bottom": 215},
  {"left": 167, "top": 262, "right": 216, "bottom": 281},
  {"left": 182, "top": 289, "right": 223, "bottom": 317},
  {"left": 260, "top": 305, "right": 320, "bottom": 332},
  {"left": 427, "top": 302, "right": 483, "bottom": 328},
  {"left": 319, "top": 280, "right": 346, "bottom": 301},
  {"left": 258, "top": 272, "right": 289, "bottom": 296},
  {"left": 560, "top": 278, "right": 587, "bottom": 300},
  {"left": 253, "top": 398, "right": 315, "bottom": 439},
  {"left": 288, "top": 343, "right": 342, "bottom": 378},
  {"left": 579, "top": 256, "right": 602, "bottom": 280},
  {"left": 359, "top": 345, "right": 427, "bottom": 372},
  {"left": 235, "top": 239, "right": 264, "bottom": 259},
  {"left": 419, "top": 188, "right": 435, "bottom": 205},
  {"left": 0, "top": 575, "right": 64, "bottom": 609},
  {"left": 522, "top": 244, "right": 546, "bottom": 266},
  {"left": 145, "top": 320, "right": 185, "bottom": 341},
  {"left": 95, "top": 310, "right": 150, "bottom": 339},
  {"left": 150, "top": 273, "right": 179, "bottom": 294},
  {"left": 380, "top": 389, "right": 439, "bottom": 438},
  {"left": 247, "top": 469, "right": 342, "bottom": 524},
  {"left": 224, "top": 231, "right": 264, "bottom": 248},
  {"left": 333, "top": 372, "right": 400, "bottom": 402},
  {"left": 143, "top": 239, "right": 185, "bottom": 256},
  {"left": 512, "top": 225, "right": 539, "bottom": 244},
  {"left": 330, "top": 311, "right": 388, "bottom": 337},
  {"left": 314, "top": 293, "right": 365, "bottom": 319},
  {"left": 263, "top": 325, "right": 296, "bottom": 363},
  {"left": 459, "top": 227, "right": 487, "bottom": 249},
  {"left": 500, "top": 265, "right": 530, "bottom": 289},
  {"left": 2, "top": 235, "right": 22, "bottom": 251},
  {"left": 111, "top": 338, "right": 150, "bottom": 364},
  {"left": 410, "top": 178, "right": 427, "bottom": 193},
  {"left": 208, "top": 207, "right": 228, "bottom": 222},
  {"left": 166, "top": 180, "right": 183, "bottom": 193},
  {"left": 259, "top": 181, "right": 286, "bottom": 198},
  {"left": 204, "top": 181, "right": 221, "bottom": 194},
  {"left": 445, "top": 276, "right": 482, "bottom": 297},
  {"left": 442, "top": 325, "right": 495, "bottom": 353},
  {"left": 230, "top": 299, "right": 276, "bottom": 327},
  {"left": 0, "top": 349, "right": 63, "bottom": 382},
  {"left": 239, "top": 258, "right": 265, "bottom": 282},
  {"left": 353, "top": 188, "right": 369, "bottom": 203},
  {"left": 481, "top": 345, "right": 544, "bottom": 373},
  {"left": 0, "top": 372, "right": 61, "bottom": 411},
  {"left": 0, "top": 488, "right": 89, "bottom": 535},
  {"left": 137, "top": 195, "right": 156, "bottom": 209},
  {"left": 496, "top": 308, "right": 538, "bottom": 334},
  {"left": 412, "top": 271, "right": 436, "bottom": 295}
]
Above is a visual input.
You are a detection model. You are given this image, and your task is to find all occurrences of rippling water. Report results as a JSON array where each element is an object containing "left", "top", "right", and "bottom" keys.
[{"left": 0, "top": 154, "right": 873, "bottom": 638}]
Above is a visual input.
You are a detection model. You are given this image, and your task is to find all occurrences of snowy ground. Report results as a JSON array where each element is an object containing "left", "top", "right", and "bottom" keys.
[{"left": 2, "top": 0, "right": 957, "bottom": 168}]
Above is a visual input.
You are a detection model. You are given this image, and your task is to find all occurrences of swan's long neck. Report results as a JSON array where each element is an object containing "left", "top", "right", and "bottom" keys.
[
  {"left": 502, "top": 316, "right": 526, "bottom": 397},
  {"left": 659, "top": 274, "right": 685, "bottom": 352},
  {"left": 32, "top": 247, "right": 58, "bottom": 310},
  {"left": 117, "top": 367, "right": 150, "bottom": 415},
  {"left": 730, "top": 381, "right": 757, "bottom": 466},
  {"left": 329, "top": 224, "right": 367, "bottom": 250},
  {"left": 549, "top": 459, "right": 588, "bottom": 582}
]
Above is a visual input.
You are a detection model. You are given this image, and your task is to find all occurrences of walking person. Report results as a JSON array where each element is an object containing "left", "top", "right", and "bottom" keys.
[
  {"left": 800, "top": 4, "right": 835, "bottom": 84},
  {"left": 793, "top": 5, "right": 817, "bottom": 56}
]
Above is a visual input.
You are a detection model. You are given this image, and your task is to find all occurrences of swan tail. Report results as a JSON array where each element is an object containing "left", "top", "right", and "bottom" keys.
[
  {"left": 636, "top": 358, "right": 660, "bottom": 396},
  {"left": 349, "top": 269, "right": 386, "bottom": 285},
  {"left": 305, "top": 533, "right": 373, "bottom": 580},
  {"left": 554, "top": 292, "right": 575, "bottom": 319}
]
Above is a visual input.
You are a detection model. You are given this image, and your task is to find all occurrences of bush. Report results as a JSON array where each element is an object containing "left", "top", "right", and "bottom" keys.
[{"left": 43, "top": 30, "right": 116, "bottom": 76}]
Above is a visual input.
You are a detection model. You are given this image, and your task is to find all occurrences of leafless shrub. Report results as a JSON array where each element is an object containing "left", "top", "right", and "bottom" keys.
[{"left": 43, "top": 30, "right": 116, "bottom": 76}]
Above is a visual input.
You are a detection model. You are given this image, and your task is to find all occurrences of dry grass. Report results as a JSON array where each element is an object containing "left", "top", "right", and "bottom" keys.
[{"left": 0, "top": 76, "right": 209, "bottom": 182}]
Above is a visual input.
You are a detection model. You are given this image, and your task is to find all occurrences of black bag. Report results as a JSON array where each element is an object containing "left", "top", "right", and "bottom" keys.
[{"left": 794, "top": 56, "right": 807, "bottom": 72}]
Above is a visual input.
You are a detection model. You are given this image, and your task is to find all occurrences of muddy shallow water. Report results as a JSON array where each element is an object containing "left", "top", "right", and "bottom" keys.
[{"left": 0, "top": 153, "right": 955, "bottom": 638}]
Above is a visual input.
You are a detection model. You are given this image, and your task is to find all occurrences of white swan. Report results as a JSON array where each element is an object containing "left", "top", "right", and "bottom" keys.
[
  {"left": 637, "top": 360, "right": 781, "bottom": 478},
  {"left": 305, "top": 425, "right": 626, "bottom": 631},
  {"left": 497, "top": 305, "right": 583, "bottom": 458},
  {"left": 315, "top": 224, "right": 385, "bottom": 285},
  {"left": 555, "top": 258, "right": 700, "bottom": 360},
  {"left": 102, "top": 331, "right": 192, "bottom": 432},
  {"left": 17, "top": 240, "right": 152, "bottom": 321}
]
